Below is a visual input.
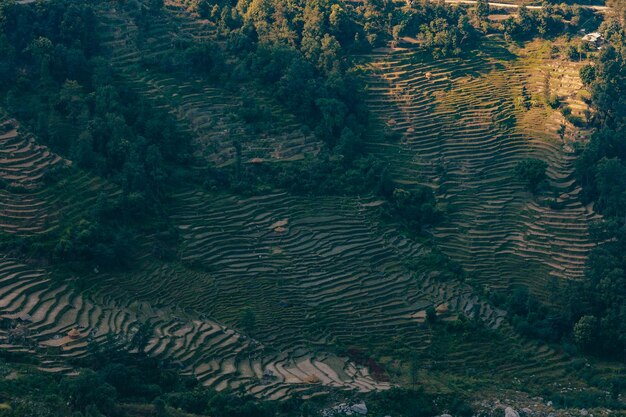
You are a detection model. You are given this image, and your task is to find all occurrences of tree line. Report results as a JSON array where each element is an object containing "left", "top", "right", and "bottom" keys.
[{"left": 570, "top": 10, "right": 626, "bottom": 362}]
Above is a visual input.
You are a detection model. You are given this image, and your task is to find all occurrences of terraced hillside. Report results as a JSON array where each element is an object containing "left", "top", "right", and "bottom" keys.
[
  {"left": 68, "top": 190, "right": 590, "bottom": 392},
  {"left": 0, "top": 114, "right": 584, "bottom": 399},
  {"left": 3, "top": 147, "right": 596, "bottom": 399},
  {"left": 95, "top": 1, "right": 321, "bottom": 167},
  {"left": 3, "top": 0, "right": 622, "bottom": 407},
  {"left": 0, "top": 117, "right": 117, "bottom": 237},
  {"left": 0, "top": 116, "right": 508, "bottom": 396},
  {"left": 0, "top": 258, "right": 392, "bottom": 399},
  {"left": 361, "top": 39, "right": 598, "bottom": 296}
]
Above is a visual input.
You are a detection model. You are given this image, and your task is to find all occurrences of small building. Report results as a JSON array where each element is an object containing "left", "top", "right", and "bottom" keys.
[
  {"left": 18, "top": 313, "right": 33, "bottom": 322},
  {"left": 435, "top": 303, "right": 449, "bottom": 315},
  {"left": 67, "top": 328, "right": 81, "bottom": 339},
  {"left": 581, "top": 32, "right": 604, "bottom": 48}
]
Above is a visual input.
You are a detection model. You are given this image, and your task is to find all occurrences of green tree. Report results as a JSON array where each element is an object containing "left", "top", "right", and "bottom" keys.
[
  {"left": 476, "top": 0, "right": 490, "bottom": 21},
  {"left": 594, "top": 158, "right": 626, "bottom": 217},
  {"left": 580, "top": 64, "right": 596, "bottom": 85},
  {"left": 130, "top": 321, "right": 153, "bottom": 353},
  {"left": 154, "top": 398, "right": 170, "bottom": 417},
  {"left": 514, "top": 158, "right": 548, "bottom": 192},
  {"left": 150, "top": 0, "right": 164, "bottom": 11},
  {"left": 426, "top": 306, "right": 437, "bottom": 323},
  {"left": 574, "top": 315, "right": 596, "bottom": 350},
  {"left": 474, "top": 0, "right": 490, "bottom": 32},
  {"left": 57, "top": 80, "right": 88, "bottom": 124},
  {"left": 315, "top": 97, "right": 347, "bottom": 146},
  {"left": 26, "top": 36, "right": 54, "bottom": 79},
  {"left": 60, "top": 370, "right": 117, "bottom": 414}
]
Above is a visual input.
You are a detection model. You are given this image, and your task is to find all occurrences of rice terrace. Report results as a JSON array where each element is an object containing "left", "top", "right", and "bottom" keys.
[{"left": 0, "top": 0, "right": 624, "bottom": 416}]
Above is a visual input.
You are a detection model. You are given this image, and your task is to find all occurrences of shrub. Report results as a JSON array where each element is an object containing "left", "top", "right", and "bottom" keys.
[
  {"left": 514, "top": 158, "right": 548, "bottom": 193},
  {"left": 547, "top": 94, "right": 560, "bottom": 109},
  {"left": 426, "top": 306, "right": 438, "bottom": 323},
  {"left": 579, "top": 64, "right": 596, "bottom": 85}
]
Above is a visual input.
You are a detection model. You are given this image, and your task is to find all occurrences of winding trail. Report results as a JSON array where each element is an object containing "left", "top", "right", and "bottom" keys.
[{"left": 444, "top": 0, "right": 608, "bottom": 11}]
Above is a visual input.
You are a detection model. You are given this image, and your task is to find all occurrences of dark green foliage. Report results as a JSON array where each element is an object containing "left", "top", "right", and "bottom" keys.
[
  {"left": 415, "top": 16, "right": 476, "bottom": 58},
  {"left": 383, "top": 0, "right": 482, "bottom": 57},
  {"left": 0, "top": 0, "right": 192, "bottom": 199},
  {"left": 502, "top": 3, "right": 596, "bottom": 42},
  {"left": 547, "top": 94, "right": 560, "bottom": 109},
  {"left": 54, "top": 218, "right": 132, "bottom": 268},
  {"left": 385, "top": 187, "right": 442, "bottom": 232},
  {"left": 566, "top": 45, "right": 579, "bottom": 61},
  {"left": 426, "top": 306, "right": 437, "bottom": 323},
  {"left": 129, "top": 322, "right": 154, "bottom": 353},
  {"left": 580, "top": 64, "right": 596, "bottom": 85},
  {"left": 475, "top": 0, "right": 490, "bottom": 23},
  {"left": 230, "top": 157, "right": 442, "bottom": 234},
  {"left": 420, "top": 249, "right": 465, "bottom": 281},
  {"left": 588, "top": 45, "right": 626, "bottom": 130},
  {"left": 0, "top": 0, "right": 194, "bottom": 269},
  {"left": 231, "top": 155, "right": 387, "bottom": 196},
  {"left": 364, "top": 387, "right": 473, "bottom": 417},
  {"left": 573, "top": 315, "right": 596, "bottom": 349},
  {"left": 514, "top": 158, "right": 548, "bottom": 192},
  {"left": 184, "top": 41, "right": 225, "bottom": 75},
  {"left": 570, "top": 20, "right": 626, "bottom": 360},
  {"left": 504, "top": 287, "right": 568, "bottom": 342},
  {"left": 60, "top": 371, "right": 118, "bottom": 415}
]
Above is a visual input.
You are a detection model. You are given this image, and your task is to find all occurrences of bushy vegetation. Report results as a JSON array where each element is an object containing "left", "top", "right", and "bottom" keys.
[
  {"left": 514, "top": 158, "right": 548, "bottom": 193},
  {"left": 0, "top": 1, "right": 190, "bottom": 188},
  {"left": 178, "top": 0, "right": 483, "bottom": 57},
  {"left": 502, "top": 3, "right": 601, "bottom": 42},
  {"left": 0, "top": 343, "right": 479, "bottom": 417},
  {"left": 570, "top": 13, "right": 626, "bottom": 361}
]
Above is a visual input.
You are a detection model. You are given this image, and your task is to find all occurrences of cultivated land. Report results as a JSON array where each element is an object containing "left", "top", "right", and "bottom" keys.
[
  {"left": 0, "top": 0, "right": 623, "bottom": 409},
  {"left": 97, "top": 1, "right": 321, "bottom": 167},
  {"left": 362, "top": 37, "right": 598, "bottom": 296},
  {"left": 0, "top": 118, "right": 117, "bottom": 236}
]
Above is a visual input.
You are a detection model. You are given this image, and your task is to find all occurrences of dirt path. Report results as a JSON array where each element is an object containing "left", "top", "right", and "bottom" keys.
[{"left": 444, "top": 0, "right": 608, "bottom": 11}]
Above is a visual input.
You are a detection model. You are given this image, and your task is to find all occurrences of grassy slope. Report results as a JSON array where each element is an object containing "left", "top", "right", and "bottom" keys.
[{"left": 360, "top": 37, "right": 597, "bottom": 300}]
